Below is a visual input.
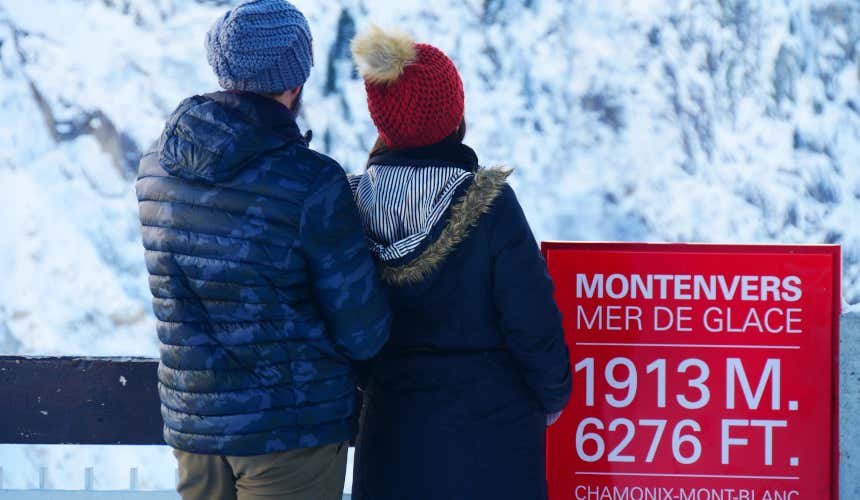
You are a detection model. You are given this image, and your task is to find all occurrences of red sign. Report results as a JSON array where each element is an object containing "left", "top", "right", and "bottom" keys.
[{"left": 543, "top": 243, "right": 840, "bottom": 500}]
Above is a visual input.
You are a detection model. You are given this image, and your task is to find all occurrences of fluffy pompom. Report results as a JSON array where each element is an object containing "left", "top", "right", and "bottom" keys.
[{"left": 351, "top": 26, "right": 417, "bottom": 84}]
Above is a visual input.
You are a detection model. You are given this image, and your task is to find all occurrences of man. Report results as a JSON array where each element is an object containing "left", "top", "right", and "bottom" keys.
[{"left": 135, "top": 1, "right": 391, "bottom": 498}]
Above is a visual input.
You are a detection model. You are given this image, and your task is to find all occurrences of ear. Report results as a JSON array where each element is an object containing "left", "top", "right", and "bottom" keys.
[{"left": 288, "top": 85, "right": 302, "bottom": 99}]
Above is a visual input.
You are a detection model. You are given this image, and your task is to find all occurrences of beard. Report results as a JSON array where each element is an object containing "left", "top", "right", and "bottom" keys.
[{"left": 291, "top": 87, "right": 304, "bottom": 115}]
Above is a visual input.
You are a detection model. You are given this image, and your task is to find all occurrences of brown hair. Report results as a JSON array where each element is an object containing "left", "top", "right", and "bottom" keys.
[{"left": 368, "top": 118, "right": 467, "bottom": 166}]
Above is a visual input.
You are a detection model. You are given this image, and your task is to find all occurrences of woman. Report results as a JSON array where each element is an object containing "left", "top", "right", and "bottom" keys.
[{"left": 349, "top": 26, "right": 572, "bottom": 500}]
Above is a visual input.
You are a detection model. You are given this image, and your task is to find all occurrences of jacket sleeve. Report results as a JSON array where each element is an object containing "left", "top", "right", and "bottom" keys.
[
  {"left": 300, "top": 159, "right": 391, "bottom": 361},
  {"left": 491, "top": 184, "right": 572, "bottom": 413}
]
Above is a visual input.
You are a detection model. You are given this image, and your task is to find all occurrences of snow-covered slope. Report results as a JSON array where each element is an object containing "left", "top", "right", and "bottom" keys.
[{"left": 1, "top": 0, "right": 858, "bottom": 489}]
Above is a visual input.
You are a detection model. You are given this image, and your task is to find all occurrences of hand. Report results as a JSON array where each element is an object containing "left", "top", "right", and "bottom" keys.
[{"left": 546, "top": 410, "right": 563, "bottom": 426}]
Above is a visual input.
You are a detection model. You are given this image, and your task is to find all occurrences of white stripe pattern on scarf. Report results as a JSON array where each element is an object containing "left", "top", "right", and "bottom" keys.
[{"left": 352, "top": 164, "right": 473, "bottom": 263}]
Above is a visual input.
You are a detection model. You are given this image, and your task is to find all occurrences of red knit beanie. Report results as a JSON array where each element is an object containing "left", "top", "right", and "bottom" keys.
[{"left": 351, "top": 26, "right": 464, "bottom": 149}]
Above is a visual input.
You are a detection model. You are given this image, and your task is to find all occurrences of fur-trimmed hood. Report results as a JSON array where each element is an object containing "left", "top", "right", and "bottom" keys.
[
  {"left": 380, "top": 167, "right": 510, "bottom": 285},
  {"left": 354, "top": 165, "right": 511, "bottom": 286},
  {"left": 352, "top": 141, "right": 511, "bottom": 285}
]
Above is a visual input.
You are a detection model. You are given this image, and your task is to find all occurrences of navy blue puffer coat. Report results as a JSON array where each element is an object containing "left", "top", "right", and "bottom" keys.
[
  {"left": 136, "top": 91, "right": 391, "bottom": 456},
  {"left": 351, "top": 142, "right": 572, "bottom": 499}
]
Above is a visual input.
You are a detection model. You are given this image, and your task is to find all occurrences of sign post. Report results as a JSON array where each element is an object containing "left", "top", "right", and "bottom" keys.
[{"left": 543, "top": 243, "right": 840, "bottom": 500}]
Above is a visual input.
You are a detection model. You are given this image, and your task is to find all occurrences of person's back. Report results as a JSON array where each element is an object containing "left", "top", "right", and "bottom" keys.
[
  {"left": 136, "top": 2, "right": 390, "bottom": 499},
  {"left": 348, "top": 28, "right": 572, "bottom": 500}
]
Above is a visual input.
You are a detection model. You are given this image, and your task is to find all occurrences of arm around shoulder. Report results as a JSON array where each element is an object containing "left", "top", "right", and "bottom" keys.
[{"left": 299, "top": 158, "right": 391, "bottom": 361}]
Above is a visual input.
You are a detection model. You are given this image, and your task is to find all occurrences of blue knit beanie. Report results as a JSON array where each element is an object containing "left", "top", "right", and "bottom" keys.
[{"left": 205, "top": 0, "right": 313, "bottom": 94}]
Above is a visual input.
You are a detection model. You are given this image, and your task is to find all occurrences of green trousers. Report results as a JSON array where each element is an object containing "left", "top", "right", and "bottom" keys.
[{"left": 173, "top": 442, "right": 348, "bottom": 500}]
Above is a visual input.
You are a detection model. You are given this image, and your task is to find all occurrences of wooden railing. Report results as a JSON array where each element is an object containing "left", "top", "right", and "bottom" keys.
[
  {"left": 0, "top": 356, "right": 356, "bottom": 498},
  {"left": 0, "top": 357, "right": 162, "bottom": 445}
]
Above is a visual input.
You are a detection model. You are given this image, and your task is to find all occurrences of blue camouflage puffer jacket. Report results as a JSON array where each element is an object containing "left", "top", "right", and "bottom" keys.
[{"left": 136, "top": 91, "right": 391, "bottom": 456}]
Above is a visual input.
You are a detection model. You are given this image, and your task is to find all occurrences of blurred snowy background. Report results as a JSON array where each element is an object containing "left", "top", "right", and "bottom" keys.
[{"left": 0, "top": 0, "right": 857, "bottom": 491}]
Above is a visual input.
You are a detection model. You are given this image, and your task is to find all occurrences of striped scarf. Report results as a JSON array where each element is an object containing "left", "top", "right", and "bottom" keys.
[{"left": 352, "top": 164, "right": 473, "bottom": 263}]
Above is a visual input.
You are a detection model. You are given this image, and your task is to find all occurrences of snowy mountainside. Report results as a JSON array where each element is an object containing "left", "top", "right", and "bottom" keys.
[{"left": 0, "top": 0, "right": 858, "bottom": 489}]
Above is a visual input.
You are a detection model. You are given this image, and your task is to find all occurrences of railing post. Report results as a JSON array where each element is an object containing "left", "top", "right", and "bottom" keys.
[
  {"left": 129, "top": 467, "right": 139, "bottom": 490},
  {"left": 84, "top": 466, "right": 94, "bottom": 490},
  {"left": 0, "top": 466, "right": 4, "bottom": 490},
  {"left": 38, "top": 466, "right": 46, "bottom": 490}
]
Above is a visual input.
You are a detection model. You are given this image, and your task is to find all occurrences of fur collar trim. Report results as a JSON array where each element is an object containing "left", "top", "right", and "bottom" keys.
[{"left": 380, "top": 167, "right": 511, "bottom": 285}]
